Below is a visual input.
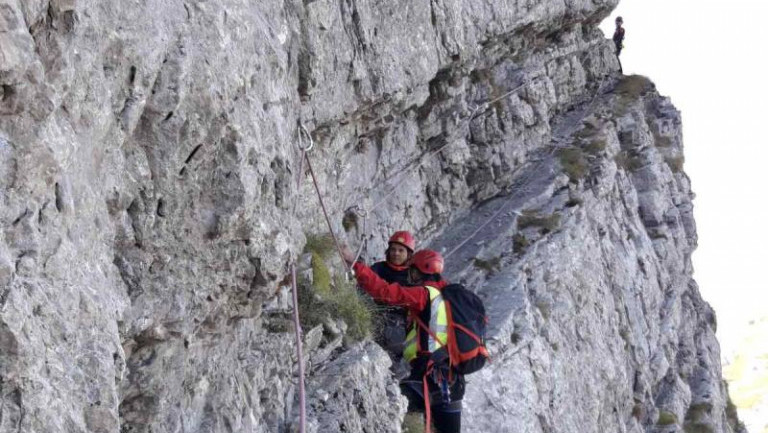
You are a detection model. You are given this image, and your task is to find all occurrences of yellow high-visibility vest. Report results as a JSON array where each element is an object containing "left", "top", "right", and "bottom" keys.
[{"left": 403, "top": 285, "right": 448, "bottom": 362}]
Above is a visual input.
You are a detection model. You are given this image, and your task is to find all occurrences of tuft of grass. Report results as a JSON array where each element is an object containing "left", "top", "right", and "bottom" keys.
[
  {"left": 632, "top": 403, "right": 644, "bottom": 419},
  {"left": 311, "top": 252, "right": 331, "bottom": 295},
  {"left": 265, "top": 318, "right": 292, "bottom": 334},
  {"left": 725, "top": 392, "right": 745, "bottom": 433},
  {"left": 619, "top": 328, "right": 631, "bottom": 350},
  {"left": 683, "top": 424, "right": 715, "bottom": 433},
  {"left": 657, "top": 411, "right": 678, "bottom": 426},
  {"left": 615, "top": 75, "right": 654, "bottom": 98},
  {"left": 402, "top": 412, "right": 425, "bottom": 433},
  {"left": 575, "top": 122, "right": 607, "bottom": 155},
  {"left": 518, "top": 210, "right": 561, "bottom": 234},
  {"left": 558, "top": 148, "right": 589, "bottom": 182},
  {"left": 683, "top": 405, "right": 716, "bottom": 433},
  {"left": 614, "top": 75, "right": 654, "bottom": 115},
  {"left": 297, "top": 274, "right": 375, "bottom": 342},
  {"left": 726, "top": 396, "right": 738, "bottom": 421},
  {"left": 304, "top": 233, "right": 336, "bottom": 260},
  {"left": 470, "top": 68, "right": 493, "bottom": 84},
  {"left": 619, "top": 328, "right": 630, "bottom": 341},
  {"left": 614, "top": 152, "right": 629, "bottom": 170},
  {"left": 327, "top": 275, "right": 374, "bottom": 342},
  {"left": 535, "top": 298, "right": 552, "bottom": 320},
  {"left": 665, "top": 155, "right": 684, "bottom": 173},
  {"left": 512, "top": 234, "right": 529, "bottom": 254},
  {"left": 296, "top": 244, "right": 374, "bottom": 343},
  {"left": 297, "top": 280, "right": 328, "bottom": 332},
  {"left": 654, "top": 134, "right": 673, "bottom": 148},
  {"left": 565, "top": 197, "right": 583, "bottom": 208},
  {"left": 584, "top": 138, "right": 607, "bottom": 154},
  {"left": 576, "top": 123, "right": 598, "bottom": 138},
  {"left": 473, "top": 257, "right": 501, "bottom": 273},
  {"left": 614, "top": 151, "right": 645, "bottom": 172}
]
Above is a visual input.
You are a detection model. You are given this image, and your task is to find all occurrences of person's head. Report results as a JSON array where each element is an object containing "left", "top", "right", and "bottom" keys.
[
  {"left": 386, "top": 231, "right": 415, "bottom": 266},
  {"left": 408, "top": 249, "right": 444, "bottom": 285},
  {"left": 615, "top": 16, "right": 623, "bottom": 26}
]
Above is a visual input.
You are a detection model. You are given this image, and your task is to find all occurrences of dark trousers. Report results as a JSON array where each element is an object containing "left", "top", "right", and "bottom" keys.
[
  {"left": 401, "top": 380, "right": 463, "bottom": 433},
  {"left": 429, "top": 401, "right": 462, "bottom": 433}
]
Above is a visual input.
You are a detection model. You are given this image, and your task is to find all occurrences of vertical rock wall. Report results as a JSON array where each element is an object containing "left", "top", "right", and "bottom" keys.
[{"left": 0, "top": 0, "right": 740, "bottom": 432}]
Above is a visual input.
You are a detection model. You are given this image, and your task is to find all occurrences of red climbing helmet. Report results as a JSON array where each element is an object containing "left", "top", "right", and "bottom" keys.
[
  {"left": 388, "top": 231, "right": 416, "bottom": 252},
  {"left": 411, "top": 249, "right": 444, "bottom": 275}
]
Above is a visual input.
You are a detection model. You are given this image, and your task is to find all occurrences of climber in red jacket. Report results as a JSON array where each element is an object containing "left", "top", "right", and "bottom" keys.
[
  {"left": 342, "top": 247, "right": 463, "bottom": 433},
  {"left": 369, "top": 231, "right": 417, "bottom": 359},
  {"left": 370, "top": 230, "right": 416, "bottom": 286}
]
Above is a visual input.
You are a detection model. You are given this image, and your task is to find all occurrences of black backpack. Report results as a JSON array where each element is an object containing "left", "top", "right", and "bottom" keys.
[
  {"left": 408, "top": 284, "right": 490, "bottom": 433},
  {"left": 416, "top": 284, "right": 490, "bottom": 375}
]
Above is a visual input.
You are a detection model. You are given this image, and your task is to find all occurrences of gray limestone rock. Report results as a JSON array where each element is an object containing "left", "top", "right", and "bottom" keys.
[{"left": 0, "top": 0, "right": 741, "bottom": 432}]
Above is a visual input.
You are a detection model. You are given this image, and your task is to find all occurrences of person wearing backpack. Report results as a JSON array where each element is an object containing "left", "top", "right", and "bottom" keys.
[
  {"left": 342, "top": 247, "right": 488, "bottom": 433},
  {"left": 370, "top": 231, "right": 418, "bottom": 363}
]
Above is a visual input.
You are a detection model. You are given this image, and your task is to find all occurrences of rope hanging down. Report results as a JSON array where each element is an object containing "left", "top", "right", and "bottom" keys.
[
  {"left": 289, "top": 124, "right": 314, "bottom": 433},
  {"left": 303, "top": 147, "right": 353, "bottom": 273}
]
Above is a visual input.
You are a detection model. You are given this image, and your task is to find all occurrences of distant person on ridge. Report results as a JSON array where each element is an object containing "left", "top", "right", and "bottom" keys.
[
  {"left": 613, "top": 16, "right": 625, "bottom": 73},
  {"left": 370, "top": 231, "right": 417, "bottom": 365}
]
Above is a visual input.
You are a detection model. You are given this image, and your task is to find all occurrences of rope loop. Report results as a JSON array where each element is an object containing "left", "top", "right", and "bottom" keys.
[{"left": 298, "top": 124, "right": 314, "bottom": 152}]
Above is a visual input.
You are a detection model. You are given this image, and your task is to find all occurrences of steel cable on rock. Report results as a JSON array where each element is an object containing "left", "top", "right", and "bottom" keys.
[
  {"left": 440, "top": 70, "right": 619, "bottom": 259},
  {"left": 279, "top": 67, "right": 611, "bottom": 433},
  {"left": 364, "top": 80, "right": 536, "bottom": 216},
  {"left": 339, "top": 78, "right": 539, "bottom": 263},
  {"left": 302, "top": 64, "right": 608, "bottom": 265}
]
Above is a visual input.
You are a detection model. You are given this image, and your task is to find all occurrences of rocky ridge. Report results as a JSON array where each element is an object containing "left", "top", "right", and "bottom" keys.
[{"left": 0, "top": 0, "right": 742, "bottom": 432}]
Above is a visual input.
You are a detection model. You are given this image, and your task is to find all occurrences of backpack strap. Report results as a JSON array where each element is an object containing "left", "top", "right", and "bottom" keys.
[
  {"left": 453, "top": 323, "right": 484, "bottom": 345},
  {"left": 423, "top": 360, "right": 434, "bottom": 433},
  {"left": 412, "top": 315, "right": 443, "bottom": 349},
  {"left": 444, "top": 300, "right": 459, "bottom": 369}
]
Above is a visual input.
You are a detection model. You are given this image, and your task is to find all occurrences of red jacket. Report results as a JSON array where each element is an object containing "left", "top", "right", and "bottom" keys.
[
  {"left": 352, "top": 262, "right": 447, "bottom": 313},
  {"left": 370, "top": 260, "right": 411, "bottom": 287}
]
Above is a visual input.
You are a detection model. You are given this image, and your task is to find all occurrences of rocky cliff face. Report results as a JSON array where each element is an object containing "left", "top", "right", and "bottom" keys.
[{"left": 0, "top": 0, "right": 742, "bottom": 432}]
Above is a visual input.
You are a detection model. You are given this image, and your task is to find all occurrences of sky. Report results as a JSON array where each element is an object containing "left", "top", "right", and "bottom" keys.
[{"left": 599, "top": 1, "right": 768, "bottom": 430}]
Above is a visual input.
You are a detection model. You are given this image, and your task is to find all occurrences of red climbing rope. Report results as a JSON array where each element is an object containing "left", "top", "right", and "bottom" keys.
[
  {"left": 289, "top": 263, "right": 306, "bottom": 433},
  {"left": 304, "top": 152, "right": 352, "bottom": 273},
  {"left": 290, "top": 126, "right": 314, "bottom": 433}
]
